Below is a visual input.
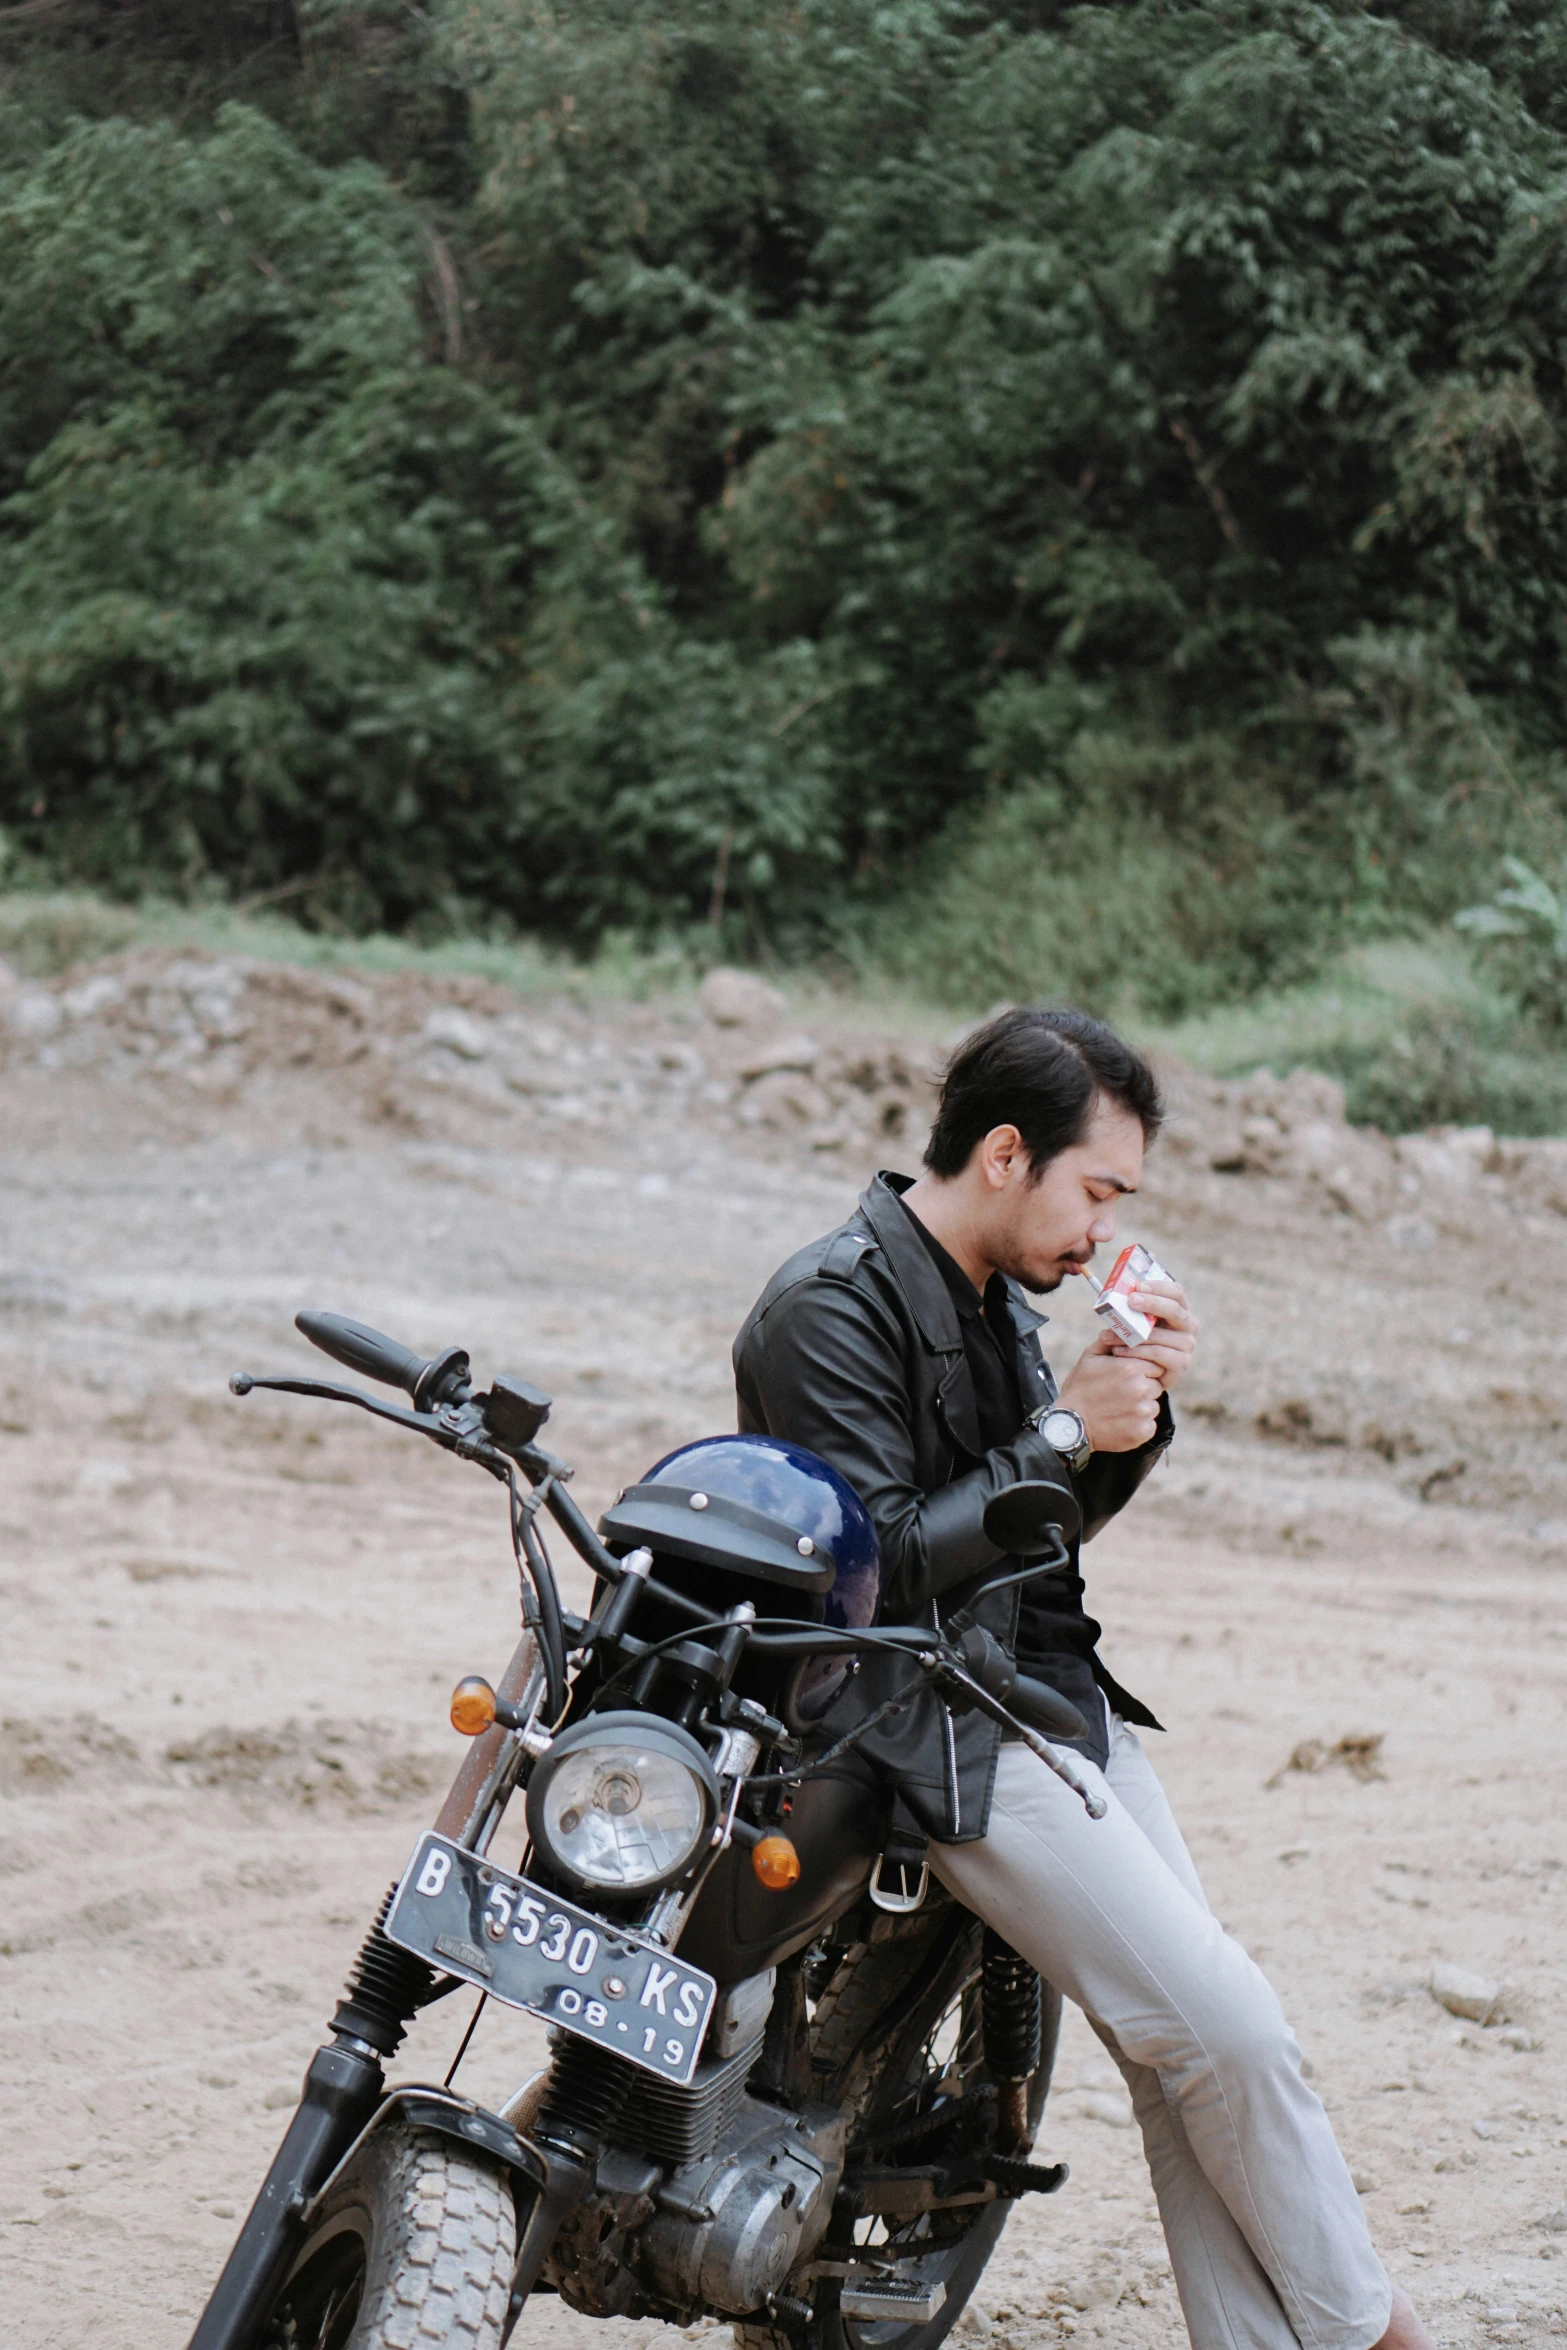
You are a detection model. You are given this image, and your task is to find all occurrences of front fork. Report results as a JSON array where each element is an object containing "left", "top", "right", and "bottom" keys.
[
  {"left": 186, "top": 2037, "right": 386, "bottom": 2350},
  {"left": 186, "top": 1634, "right": 549, "bottom": 2350},
  {"left": 499, "top": 2034, "right": 630, "bottom": 2343},
  {"left": 186, "top": 2013, "right": 598, "bottom": 2350},
  {"left": 187, "top": 1865, "right": 449, "bottom": 2350}
]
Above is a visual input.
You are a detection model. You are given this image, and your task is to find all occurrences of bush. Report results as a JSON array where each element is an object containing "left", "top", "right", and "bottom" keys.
[
  {"left": 0, "top": 104, "right": 842, "bottom": 937},
  {"left": 435, "top": 0, "right": 1567, "bottom": 960},
  {"left": 0, "top": 891, "right": 140, "bottom": 976},
  {"left": 865, "top": 697, "right": 1339, "bottom": 1019},
  {"left": 861, "top": 634, "right": 1563, "bottom": 1020},
  {"left": 1323, "top": 1000, "right": 1567, "bottom": 1136},
  {"left": 1455, "top": 856, "right": 1567, "bottom": 1033}
]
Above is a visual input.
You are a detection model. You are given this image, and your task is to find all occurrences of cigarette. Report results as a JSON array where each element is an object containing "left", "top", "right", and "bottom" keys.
[{"left": 1081, "top": 1268, "right": 1103, "bottom": 1294}]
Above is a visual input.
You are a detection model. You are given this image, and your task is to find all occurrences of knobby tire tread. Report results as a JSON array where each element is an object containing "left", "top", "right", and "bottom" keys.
[{"left": 325, "top": 2125, "right": 516, "bottom": 2350}]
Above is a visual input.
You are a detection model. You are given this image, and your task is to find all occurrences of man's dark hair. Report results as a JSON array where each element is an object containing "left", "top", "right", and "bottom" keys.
[{"left": 923, "top": 1007, "right": 1164, "bottom": 1179}]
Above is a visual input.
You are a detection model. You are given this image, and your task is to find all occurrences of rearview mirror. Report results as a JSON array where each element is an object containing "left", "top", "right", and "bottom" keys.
[{"left": 982, "top": 1477, "right": 1081, "bottom": 1557}]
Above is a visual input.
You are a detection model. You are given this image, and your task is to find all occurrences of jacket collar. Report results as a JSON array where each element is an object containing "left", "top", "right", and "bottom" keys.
[
  {"left": 860, "top": 1172, "right": 1050, "bottom": 1340},
  {"left": 1003, "top": 1288, "right": 1048, "bottom": 1342},
  {"left": 858, "top": 1172, "right": 964, "bottom": 1357},
  {"left": 859, "top": 1172, "right": 1054, "bottom": 1461}
]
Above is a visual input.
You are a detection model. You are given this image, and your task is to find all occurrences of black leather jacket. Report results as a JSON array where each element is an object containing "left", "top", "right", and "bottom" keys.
[{"left": 733, "top": 1172, "right": 1170, "bottom": 1844}]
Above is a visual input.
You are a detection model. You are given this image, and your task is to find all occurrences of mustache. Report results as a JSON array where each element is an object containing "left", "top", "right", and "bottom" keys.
[{"left": 1015, "top": 1247, "right": 1097, "bottom": 1296}]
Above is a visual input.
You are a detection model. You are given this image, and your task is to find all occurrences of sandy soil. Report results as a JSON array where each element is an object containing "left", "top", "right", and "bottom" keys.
[{"left": 2, "top": 954, "right": 1565, "bottom": 2349}]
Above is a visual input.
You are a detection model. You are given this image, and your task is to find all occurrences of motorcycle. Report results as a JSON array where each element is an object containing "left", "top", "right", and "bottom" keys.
[{"left": 186, "top": 1308, "right": 1103, "bottom": 2350}]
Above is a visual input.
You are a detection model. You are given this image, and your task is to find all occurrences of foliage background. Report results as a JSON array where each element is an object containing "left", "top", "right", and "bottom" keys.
[{"left": 0, "top": 0, "right": 1565, "bottom": 1079}]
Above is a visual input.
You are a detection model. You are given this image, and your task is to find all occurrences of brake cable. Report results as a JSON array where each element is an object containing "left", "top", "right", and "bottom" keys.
[
  {"left": 508, "top": 1468, "right": 568, "bottom": 1720},
  {"left": 739, "top": 1687, "right": 922, "bottom": 1787},
  {"left": 584, "top": 1610, "right": 942, "bottom": 1714}
]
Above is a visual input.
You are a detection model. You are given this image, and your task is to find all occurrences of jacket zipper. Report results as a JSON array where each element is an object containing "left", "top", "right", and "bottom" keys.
[
  {"left": 943, "top": 1707, "right": 960, "bottom": 1829},
  {"left": 933, "top": 1598, "right": 961, "bottom": 1827}
]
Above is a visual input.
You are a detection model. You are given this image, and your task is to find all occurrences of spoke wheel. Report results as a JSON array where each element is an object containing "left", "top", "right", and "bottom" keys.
[
  {"left": 262, "top": 2224, "right": 368, "bottom": 2350},
  {"left": 738, "top": 1899, "right": 1059, "bottom": 2350}
]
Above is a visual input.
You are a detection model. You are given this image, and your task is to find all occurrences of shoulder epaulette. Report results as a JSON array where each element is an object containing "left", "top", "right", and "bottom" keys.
[{"left": 819, "top": 1228, "right": 875, "bottom": 1283}]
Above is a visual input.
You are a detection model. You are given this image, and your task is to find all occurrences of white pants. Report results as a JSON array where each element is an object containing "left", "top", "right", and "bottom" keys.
[{"left": 929, "top": 1715, "right": 1392, "bottom": 2350}]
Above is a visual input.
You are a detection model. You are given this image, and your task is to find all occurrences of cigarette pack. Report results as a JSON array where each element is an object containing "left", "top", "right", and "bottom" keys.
[{"left": 1093, "top": 1242, "right": 1172, "bottom": 1347}]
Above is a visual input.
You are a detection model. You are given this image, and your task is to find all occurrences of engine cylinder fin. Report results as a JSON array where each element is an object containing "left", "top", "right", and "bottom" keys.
[
  {"left": 535, "top": 2034, "right": 629, "bottom": 2157},
  {"left": 610, "top": 2033, "right": 764, "bottom": 2166}
]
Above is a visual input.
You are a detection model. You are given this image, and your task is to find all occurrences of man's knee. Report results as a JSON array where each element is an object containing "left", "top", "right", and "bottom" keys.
[
  {"left": 1118, "top": 1942, "right": 1298, "bottom": 2091},
  {"left": 1169, "top": 1957, "right": 1300, "bottom": 2092},
  {"left": 1206, "top": 1989, "right": 1300, "bottom": 2085}
]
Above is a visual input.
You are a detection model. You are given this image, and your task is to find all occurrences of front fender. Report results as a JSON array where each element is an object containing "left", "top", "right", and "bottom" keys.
[{"left": 299, "top": 2084, "right": 547, "bottom": 2223}]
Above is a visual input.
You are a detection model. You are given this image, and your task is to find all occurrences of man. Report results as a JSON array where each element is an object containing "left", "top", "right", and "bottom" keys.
[{"left": 734, "top": 1007, "right": 1431, "bottom": 2350}]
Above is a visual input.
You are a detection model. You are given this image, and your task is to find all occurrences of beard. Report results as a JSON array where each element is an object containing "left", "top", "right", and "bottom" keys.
[
  {"left": 1008, "top": 1250, "right": 1093, "bottom": 1298},
  {"left": 992, "top": 1201, "right": 1097, "bottom": 1296}
]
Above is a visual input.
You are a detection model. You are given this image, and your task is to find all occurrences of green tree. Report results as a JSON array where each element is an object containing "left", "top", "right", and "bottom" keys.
[{"left": 3, "top": 0, "right": 1567, "bottom": 997}]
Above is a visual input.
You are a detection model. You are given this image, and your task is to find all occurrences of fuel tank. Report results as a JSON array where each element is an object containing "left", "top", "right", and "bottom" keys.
[{"left": 678, "top": 1760, "right": 887, "bottom": 1984}]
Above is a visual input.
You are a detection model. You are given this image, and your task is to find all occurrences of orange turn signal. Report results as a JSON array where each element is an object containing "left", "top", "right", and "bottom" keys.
[
  {"left": 450, "top": 1676, "right": 498, "bottom": 1737},
  {"left": 751, "top": 1833, "right": 801, "bottom": 1891}
]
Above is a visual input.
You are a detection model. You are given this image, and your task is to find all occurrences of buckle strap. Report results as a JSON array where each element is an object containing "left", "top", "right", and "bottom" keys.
[{"left": 869, "top": 1853, "right": 930, "bottom": 1913}]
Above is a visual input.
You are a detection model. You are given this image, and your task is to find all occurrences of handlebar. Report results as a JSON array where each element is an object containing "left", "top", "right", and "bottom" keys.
[
  {"left": 237, "top": 1310, "right": 1104, "bottom": 1808},
  {"left": 696, "top": 1617, "right": 1101, "bottom": 1814},
  {"left": 737, "top": 1626, "right": 1088, "bottom": 1742},
  {"left": 233, "top": 1315, "right": 624, "bottom": 1597},
  {"left": 295, "top": 1309, "right": 471, "bottom": 1410},
  {"left": 1010, "top": 1671, "right": 1091, "bottom": 1744}
]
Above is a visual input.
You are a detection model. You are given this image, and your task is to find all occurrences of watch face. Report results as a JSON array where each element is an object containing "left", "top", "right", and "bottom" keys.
[{"left": 1042, "top": 1409, "right": 1084, "bottom": 1450}]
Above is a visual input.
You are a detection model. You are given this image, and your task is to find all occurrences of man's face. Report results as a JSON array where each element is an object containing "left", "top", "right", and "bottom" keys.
[{"left": 984, "top": 1096, "right": 1145, "bottom": 1295}]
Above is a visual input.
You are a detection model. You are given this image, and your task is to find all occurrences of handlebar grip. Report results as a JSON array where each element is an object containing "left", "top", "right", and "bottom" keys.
[
  {"left": 295, "top": 1310, "right": 428, "bottom": 1399},
  {"left": 1010, "top": 1674, "right": 1090, "bottom": 1746}
]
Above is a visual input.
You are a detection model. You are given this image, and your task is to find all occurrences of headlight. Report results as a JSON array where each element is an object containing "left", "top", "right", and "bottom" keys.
[{"left": 526, "top": 1712, "right": 719, "bottom": 1894}]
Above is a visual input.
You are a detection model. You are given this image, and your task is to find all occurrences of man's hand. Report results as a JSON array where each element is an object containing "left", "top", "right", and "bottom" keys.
[
  {"left": 1056, "top": 1333, "right": 1164, "bottom": 1453},
  {"left": 1116, "top": 1277, "right": 1199, "bottom": 1393},
  {"left": 1055, "top": 1281, "right": 1199, "bottom": 1452}
]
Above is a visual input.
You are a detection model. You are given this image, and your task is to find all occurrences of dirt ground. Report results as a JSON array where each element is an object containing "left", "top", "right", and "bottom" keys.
[{"left": 2, "top": 951, "right": 1565, "bottom": 2349}]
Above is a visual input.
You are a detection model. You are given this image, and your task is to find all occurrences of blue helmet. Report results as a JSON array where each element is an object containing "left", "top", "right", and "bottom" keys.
[{"left": 598, "top": 1433, "right": 882, "bottom": 1638}]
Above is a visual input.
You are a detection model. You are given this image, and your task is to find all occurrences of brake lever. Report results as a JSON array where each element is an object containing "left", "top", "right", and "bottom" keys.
[
  {"left": 927, "top": 1659, "right": 1107, "bottom": 1820},
  {"left": 229, "top": 1371, "right": 510, "bottom": 1480}
]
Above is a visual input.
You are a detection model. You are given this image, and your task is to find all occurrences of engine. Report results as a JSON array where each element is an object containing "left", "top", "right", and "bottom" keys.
[
  {"left": 637, "top": 2095, "right": 847, "bottom": 2315},
  {"left": 542, "top": 1969, "right": 845, "bottom": 2322}
]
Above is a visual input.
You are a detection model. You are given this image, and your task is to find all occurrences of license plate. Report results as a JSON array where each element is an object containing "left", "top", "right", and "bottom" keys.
[{"left": 384, "top": 1832, "right": 717, "bottom": 2087}]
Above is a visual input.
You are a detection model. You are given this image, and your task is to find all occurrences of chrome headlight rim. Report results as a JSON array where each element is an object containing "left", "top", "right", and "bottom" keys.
[{"left": 525, "top": 1710, "right": 720, "bottom": 1897}]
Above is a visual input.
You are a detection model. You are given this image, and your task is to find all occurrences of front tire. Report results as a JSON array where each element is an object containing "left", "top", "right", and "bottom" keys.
[{"left": 259, "top": 2124, "right": 517, "bottom": 2350}]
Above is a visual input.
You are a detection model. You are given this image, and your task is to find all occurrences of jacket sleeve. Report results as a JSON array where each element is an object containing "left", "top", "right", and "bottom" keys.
[
  {"left": 1076, "top": 1390, "right": 1173, "bottom": 1543},
  {"left": 737, "top": 1271, "right": 1078, "bottom": 1618}
]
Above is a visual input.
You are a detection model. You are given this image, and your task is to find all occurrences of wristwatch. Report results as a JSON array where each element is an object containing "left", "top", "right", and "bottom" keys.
[{"left": 1030, "top": 1402, "right": 1092, "bottom": 1474}]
